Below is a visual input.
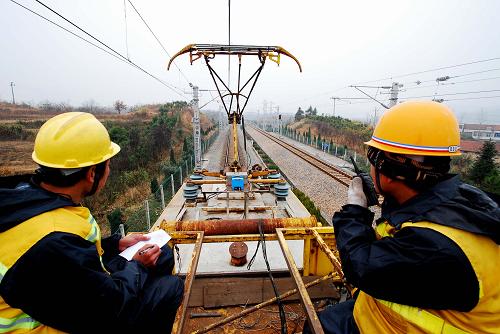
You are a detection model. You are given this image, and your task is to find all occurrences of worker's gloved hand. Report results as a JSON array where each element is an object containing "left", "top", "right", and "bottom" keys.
[{"left": 347, "top": 177, "right": 368, "bottom": 208}]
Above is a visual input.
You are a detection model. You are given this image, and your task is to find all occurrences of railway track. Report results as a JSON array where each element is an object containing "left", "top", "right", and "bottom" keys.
[
  {"left": 223, "top": 127, "right": 247, "bottom": 172},
  {"left": 251, "top": 126, "right": 354, "bottom": 187}
]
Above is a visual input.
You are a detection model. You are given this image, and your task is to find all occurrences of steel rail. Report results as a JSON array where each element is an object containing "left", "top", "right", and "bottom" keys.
[{"left": 251, "top": 126, "right": 353, "bottom": 187}]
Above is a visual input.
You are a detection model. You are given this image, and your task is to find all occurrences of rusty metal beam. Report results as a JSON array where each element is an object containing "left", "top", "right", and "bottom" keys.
[
  {"left": 309, "top": 229, "right": 354, "bottom": 294},
  {"left": 248, "top": 170, "right": 272, "bottom": 178},
  {"left": 167, "top": 227, "right": 334, "bottom": 244},
  {"left": 170, "top": 233, "right": 306, "bottom": 244},
  {"left": 309, "top": 229, "right": 344, "bottom": 278},
  {"left": 276, "top": 229, "right": 324, "bottom": 334},
  {"left": 172, "top": 231, "right": 204, "bottom": 334},
  {"left": 189, "top": 179, "right": 226, "bottom": 185},
  {"left": 192, "top": 272, "right": 339, "bottom": 334},
  {"left": 248, "top": 178, "right": 286, "bottom": 184},
  {"left": 201, "top": 206, "right": 274, "bottom": 213},
  {"left": 161, "top": 216, "right": 318, "bottom": 235}
]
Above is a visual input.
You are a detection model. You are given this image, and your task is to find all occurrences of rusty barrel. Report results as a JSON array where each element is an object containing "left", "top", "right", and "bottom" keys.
[{"left": 161, "top": 216, "right": 318, "bottom": 235}]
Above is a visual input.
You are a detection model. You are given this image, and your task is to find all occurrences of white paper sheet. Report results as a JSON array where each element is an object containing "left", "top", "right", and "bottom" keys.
[{"left": 118, "top": 230, "right": 171, "bottom": 261}]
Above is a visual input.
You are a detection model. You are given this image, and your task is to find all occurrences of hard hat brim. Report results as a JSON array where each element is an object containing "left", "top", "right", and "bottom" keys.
[{"left": 365, "top": 138, "right": 461, "bottom": 157}]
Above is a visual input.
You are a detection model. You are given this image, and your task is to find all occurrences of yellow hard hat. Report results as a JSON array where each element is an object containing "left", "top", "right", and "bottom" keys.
[
  {"left": 365, "top": 101, "right": 461, "bottom": 156},
  {"left": 32, "top": 112, "right": 121, "bottom": 168}
]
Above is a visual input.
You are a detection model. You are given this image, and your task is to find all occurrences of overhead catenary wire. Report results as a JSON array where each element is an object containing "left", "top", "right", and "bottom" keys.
[
  {"left": 354, "top": 57, "right": 500, "bottom": 85},
  {"left": 126, "top": 0, "right": 190, "bottom": 85},
  {"left": 26, "top": 0, "right": 186, "bottom": 97},
  {"left": 403, "top": 76, "right": 500, "bottom": 91},
  {"left": 444, "top": 95, "right": 500, "bottom": 101},
  {"left": 402, "top": 89, "right": 500, "bottom": 99}
]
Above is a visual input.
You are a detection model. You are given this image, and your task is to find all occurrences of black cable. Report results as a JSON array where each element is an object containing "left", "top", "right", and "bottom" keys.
[
  {"left": 258, "top": 222, "right": 288, "bottom": 334},
  {"left": 246, "top": 222, "right": 287, "bottom": 333},
  {"left": 126, "top": 0, "right": 190, "bottom": 85},
  {"left": 29, "top": 0, "right": 186, "bottom": 97}
]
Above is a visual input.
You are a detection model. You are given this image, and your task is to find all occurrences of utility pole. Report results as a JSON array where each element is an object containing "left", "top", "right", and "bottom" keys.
[
  {"left": 275, "top": 105, "right": 280, "bottom": 133},
  {"left": 278, "top": 113, "right": 282, "bottom": 137},
  {"left": 330, "top": 97, "right": 340, "bottom": 116},
  {"left": 10, "top": 82, "right": 15, "bottom": 104},
  {"left": 388, "top": 82, "right": 403, "bottom": 107},
  {"left": 218, "top": 105, "right": 224, "bottom": 130},
  {"left": 263, "top": 100, "right": 268, "bottom": 131},
  {"left": 191, "top": 84, "right": 202, "bottom": 170}
]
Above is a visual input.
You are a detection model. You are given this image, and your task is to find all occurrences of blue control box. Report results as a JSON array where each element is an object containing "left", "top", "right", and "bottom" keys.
[{"left": 231, "top": 176, "right": 244, "bottom": 191}]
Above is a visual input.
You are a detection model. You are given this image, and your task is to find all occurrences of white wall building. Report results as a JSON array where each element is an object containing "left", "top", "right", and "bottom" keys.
[{"left": 460, "top": 124, "right": 500, "bottom": 141}]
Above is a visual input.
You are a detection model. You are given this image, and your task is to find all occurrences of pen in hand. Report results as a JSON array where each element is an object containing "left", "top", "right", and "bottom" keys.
[{"left": 139, "top": 245, "right": 155, "bottom": 256}]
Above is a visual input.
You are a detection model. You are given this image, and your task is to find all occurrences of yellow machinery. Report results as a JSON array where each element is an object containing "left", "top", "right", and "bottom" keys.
[
  {"left": 161, "top": 44, "right": 344, "bottom": 334},
  {"left": 158, "top": 225, "right": 347, "bottom": 334}
]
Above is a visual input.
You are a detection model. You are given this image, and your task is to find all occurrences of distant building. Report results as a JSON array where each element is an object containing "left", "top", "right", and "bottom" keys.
[
  {"left": 460, "top": 123, "right": 500, "bottom": 141},
  {"left": 460, "top": 140, "right": 500, "bottom": 155}
]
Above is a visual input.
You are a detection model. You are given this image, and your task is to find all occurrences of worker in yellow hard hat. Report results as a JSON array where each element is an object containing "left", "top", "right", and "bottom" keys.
[
  {"left": 0, "top": 112, "right": 183, "bottom": 333},
  {"left": 304, "top": 101, "right": 500, "bottom": 334}
]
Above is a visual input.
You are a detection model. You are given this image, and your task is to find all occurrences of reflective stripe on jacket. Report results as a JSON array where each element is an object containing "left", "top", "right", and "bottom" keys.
[
  {"left": 353, "top": 221, "right": 500, "bottom": 334},
  {"left": 0, "top": 206, "right": 106, "bottom": 333}
]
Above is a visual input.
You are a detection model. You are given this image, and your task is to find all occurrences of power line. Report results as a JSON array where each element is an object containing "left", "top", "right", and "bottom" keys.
[
  {"left": 29, "top": 0, "right": 186, "bottom": 97},
  {"left": 354, "top": 57, "right": 500, "bottom": 85},
  {"left": 10, "top": 0, "right": 132, "bottom": 67},
  {"left": 444, "top": 95, "right": 500, "bottom": 102},
  {"left": 123, "top": 0, "right": 130, "bottom": 60},
  {"left": 444, "top": 76, "right": 500, "bottom": 85},
  {"left": 402, "top": 75, "right": 500, "bottom": 91},
  {"left": 126, "top": 0, "right": 190, "bottom": 85},
  {"left": 402, "top": 89, "right": 500, "bottom": 99},
  {"left": 450, "top": 67, "right": 500, "bottom": 79}
]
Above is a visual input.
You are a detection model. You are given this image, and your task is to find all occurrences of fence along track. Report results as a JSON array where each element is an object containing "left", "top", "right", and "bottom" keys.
[{"left": 251, "top": 126, "right": 353, "bottom": 187}]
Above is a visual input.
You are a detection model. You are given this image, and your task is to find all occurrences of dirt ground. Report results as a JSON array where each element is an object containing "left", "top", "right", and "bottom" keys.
[
  {"left": 184, "top": 303, "right": 308, "bottom": 334},
  {"left": 0, "top": 141, "right": 37, "bottom": 176}
]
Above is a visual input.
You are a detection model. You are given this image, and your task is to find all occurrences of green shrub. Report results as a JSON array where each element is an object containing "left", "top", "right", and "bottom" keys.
[
  {"left": 0, "top": 123, "right": 33, "bottom": 140},
  {"left": 292, "top": 188, "right": 328, "bottom": 225},
  {"left": 107, "top": 208, "right": 127, "bottom": 235}
]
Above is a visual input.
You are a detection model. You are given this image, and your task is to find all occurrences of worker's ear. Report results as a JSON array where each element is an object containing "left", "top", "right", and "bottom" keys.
[{"left": 85, "top": 165, "right": 96, "bottom": 183}]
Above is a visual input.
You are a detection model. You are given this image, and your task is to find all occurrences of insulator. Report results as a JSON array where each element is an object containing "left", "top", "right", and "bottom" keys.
[
  {"left": 274, "top": 181, "right": 289, "bottom": 199},
  {"left": 183, "top": 183, "right": 199, "bottom": 200}
]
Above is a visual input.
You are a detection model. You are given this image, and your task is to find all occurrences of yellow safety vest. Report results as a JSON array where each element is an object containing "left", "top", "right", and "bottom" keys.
[
  {"left": 353, "top": 221, "right": 500, "bottom": 334},
  {"left": 0, "top": 206, "right": 107, "bottom": 334}
]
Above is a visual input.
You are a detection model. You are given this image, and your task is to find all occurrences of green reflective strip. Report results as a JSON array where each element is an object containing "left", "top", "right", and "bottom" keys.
[
  {"left": 0, "top": 262, "right": 7, "bottom": 284},
  {"left": 377, "top": 299, "right": 468, "bottom": 334},
  {"left": 85, "top": 215, "right": 98, "bottom": 243},
  {"left": 0, "top": 313, "right": 41, "bottom": 333}
]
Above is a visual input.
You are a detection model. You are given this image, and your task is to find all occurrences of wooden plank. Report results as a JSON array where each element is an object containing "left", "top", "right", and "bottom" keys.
[
  {"left": 203, "top": 279, "right": 264, "bottom": 308},
  {"left": 187, "top": 276, "right": 339, "bottom": 308},
  {"left": 262, "top": 276, "right": 338, "bottom": 302}
]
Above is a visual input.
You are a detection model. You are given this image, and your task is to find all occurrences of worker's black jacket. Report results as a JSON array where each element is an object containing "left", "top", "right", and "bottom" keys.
[
  {"left": 0, "top": 176, "right": 184, "bottom": 334},
  {"left": 311, "top": 175, "right": 500, "bottom": 334}
]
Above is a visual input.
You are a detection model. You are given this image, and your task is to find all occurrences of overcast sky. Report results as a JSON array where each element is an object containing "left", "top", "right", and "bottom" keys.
[{"left": 1, "top": 0, "right": 500, "bottom": 124}]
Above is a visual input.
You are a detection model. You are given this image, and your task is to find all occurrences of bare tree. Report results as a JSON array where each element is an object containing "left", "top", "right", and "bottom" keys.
[
  {"left": 80, "top": 99, "right": 99, "bottom": 114},
  {"left": 114, "top": 100, "right": 127, "bottom": 114}
]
